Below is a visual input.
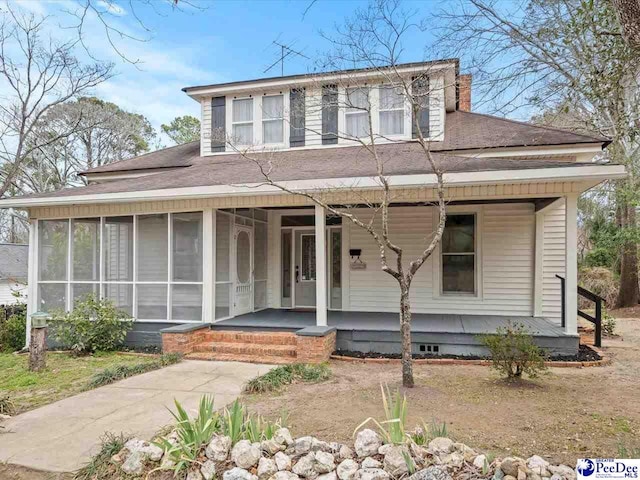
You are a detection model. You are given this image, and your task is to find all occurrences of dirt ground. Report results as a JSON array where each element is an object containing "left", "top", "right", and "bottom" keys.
[
  {"left": 244, "top": 311, "right": 640, "bottom": 465},
  {"left": 0, "top": 463, "right": 72, "bottom": 480}
]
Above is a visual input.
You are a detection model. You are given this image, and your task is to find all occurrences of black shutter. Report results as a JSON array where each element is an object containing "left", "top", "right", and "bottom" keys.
[
  {"left": 211, "top": 96, "right": 226, "bottom": 152},
  {"left": 322, "top": 84, "right": 338, "bottom": 145},
  {"left": 290, "top": 88, "right": 306, "bottom": 147},
  {"left": 412, "top": 76, "right": 430, "bottom": 139}
]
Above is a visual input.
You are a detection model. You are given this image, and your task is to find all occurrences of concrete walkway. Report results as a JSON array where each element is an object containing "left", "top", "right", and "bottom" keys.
[{"left": 0, "top": 360, "right": 272, "bottom": 473}]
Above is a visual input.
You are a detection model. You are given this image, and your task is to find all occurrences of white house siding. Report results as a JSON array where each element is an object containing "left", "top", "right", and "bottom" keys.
[
  {"left": 346, "top": 203, "right": 535, "bottom": 316},
  {"left": 0, "top": 280, "right": 26, "bottom": 304},
  {"left": 541, "top": 200, "right": 566, "bottom": 324}
]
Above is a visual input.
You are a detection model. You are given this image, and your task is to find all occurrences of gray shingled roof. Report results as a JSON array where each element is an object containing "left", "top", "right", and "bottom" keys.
[
  {"left": 0, "top": 244, "right": 28, "bottom": 280},
  {"left": 82, "top": 111, "right": 609, "bottom": 176}
]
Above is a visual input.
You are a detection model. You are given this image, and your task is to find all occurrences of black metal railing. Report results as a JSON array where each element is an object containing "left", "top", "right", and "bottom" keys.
[{"left": 556, "top": 274, "right": 605, "bottom": 347}]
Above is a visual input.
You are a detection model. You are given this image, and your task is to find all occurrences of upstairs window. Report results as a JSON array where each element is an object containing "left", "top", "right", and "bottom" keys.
[
  {"left": 345, "top": 87, "right": 370, "bottom": 138},
  {"left": 441, "top": 214, "right": 476, "bottom": 294},
  {"left": 262, "top": 95, "right": 284, "bottom": 144},
  {"left": 232, "top": 98, "right": 253, "bottom": 145},
  {"left": 379, "top": 86, "right": 405, "bottom": 135}
]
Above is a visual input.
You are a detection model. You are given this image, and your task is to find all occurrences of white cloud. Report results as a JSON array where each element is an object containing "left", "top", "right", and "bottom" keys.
[{"left": 95, "top": 0, "right": 126, "bottom": 17}]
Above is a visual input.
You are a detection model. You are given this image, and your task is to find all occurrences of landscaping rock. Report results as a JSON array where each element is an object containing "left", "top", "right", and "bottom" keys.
[
  {"left": 548, "top": 465, "right": 576, "bottom": 480},
  {"left": 354, "top": 468, "right": 390, "bottom": 480},
  {"left": 378, "top": 444, "right": 394, "bottom": 456},
  {"left": 294, "top": 453, "right": 319, "bottom": 478},
  {"left": 259, "top": 458, "right": 279, "bottom": 479},
  {"left": 452, "top": 443, "right": 477, "bottom": 462},
  {"left": 161, "top": 452, "right": 176, "bottom": 470},
  {"left": 337, "top": 459, "right": 359, "bottom": 480},
  {"left": 270, "top": 472, "right": 300, "bottom": 480},
  {"left": 225, "top": 467, "right": 259, "bottom": 480},
  {"left": 473, "top": 455, "right": 487, "bottom": 470},
  {"left": 354, "top": 430, "right": 382, "bottom": 458},
  {"left": 361, "top": 457, "right": 382, "bottom": 469},
  {"left": 264, "top": 439, "right": 286, "bottom": 455},
  {"left": 383, "top": 446, "right": 410, "bottom": 477},
  {"left": 207, "top": 435, "right": 232, "bottom": 461},
  {"left": 527, "top": 456, "right": 550, "bottom": 476},
  {"left": 427, "top": 438, "right": 453, "bottom": 456},
  {"left": 275, "top": 451, "right": 293, "bottom": 471},
  {"left": 504, "top": 475, "right": 517, "bottom": 480},
  {"left": 201, "top": 460, "right": 217, "bottom": 480},
  {"left": 121, "top": 450, "right": 145, "bottom": 476},
  {"left": 124, "top": 438, "right": 164, "bottom": 461},
  {"left": 339, "top": 445, "right": 354, "bottom": 460},
  {"left": 187, "top": 470, "right": 204, "bottom": 480},
  {"left": 294, "top": 437, "right": 315, "bottom": 455},
  {"left": 312, "top": 439, "right": 332, "bottom": 452},
  {"left": 232, "top": 440, "right": 262, "bottom": 469},
  {"left": 318, "top": 473, "right": 338, "bottom": 480},
  {"left": 275, "top": 428, "right": 295, "bottom": 447},
  {"left": 434, "top": 452, "right": 464, "bottom": 469},
  {"left": 315, "top": 451, "right": 336, "bottom": 473},
  {"left": 407, "top": 466, "right": 453, "bottom": 480},
  {"left": 500, "top": 459, "right": 523, "bottom": 477}
]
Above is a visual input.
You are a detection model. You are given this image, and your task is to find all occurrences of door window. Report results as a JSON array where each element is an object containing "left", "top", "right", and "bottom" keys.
[
  {"left": 236, "top": 230, "right": 251, "bottom": 284},
  {"left": 301, "top": 234, "right": 316, "bottom": 281}
]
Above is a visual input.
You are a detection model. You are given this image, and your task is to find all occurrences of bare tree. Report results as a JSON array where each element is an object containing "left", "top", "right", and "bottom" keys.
[
  {"left": 434, "top": 0, "right": 640, "bottom": 308},
  {"left": 612, "top": 0, "right": 640, "bottom": 50},
  {"left": 0, "top": 6, "right": 113, "bottom": 199},
  {"left": 225, "top": 0, "right": 450, "bottom": 388}
]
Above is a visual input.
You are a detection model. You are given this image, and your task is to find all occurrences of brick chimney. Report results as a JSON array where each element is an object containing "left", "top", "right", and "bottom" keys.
[{"left": 458, "top": 74, "right": 472, "bottom": 111}]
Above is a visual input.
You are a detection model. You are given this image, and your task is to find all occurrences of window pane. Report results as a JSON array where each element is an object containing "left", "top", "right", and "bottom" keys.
[
  {"left": 379, "top": 86, "right": 404, "bottom": 110},
  {"left": 138, "top": 214, "right": 168, "bottom": 281},
  {"left": 281, "top": 231, "right": 292, "bottom": 304},
  {"left": 301, "top": 235, "right": 316, "bottom": 281},
  {"left": 172, "top": 212, "right": 203, "bottom": 282},
  {"left": 236, "top": 230, "right": 251, "bottom": 284},
  {"left": 104, "top": 284, "right": 133, "bottom": 316},
  {"left": 103, "top": 217, "right": 133, "bottom": 281},
  {"left": 233, "top": 98, "right": 253, "bottom": 122},
  {"left": 216, "top": 212, "right": 232, "bottom": 282},
  {"left": 172, "top": 284, "right": 202, "bottom": 321},
  {"left": 442, "top": 255, "right": 475, "bottom": 293},
  {"left": 215, "top": 283, "right": 231, "bottom": 319},
  {"left": 345, "top": 112, "right": 369, "bottom": 138},
  {"left": 330, "top": 230, "right": 342, "bottom": 310},
  {"left": 442, "top": 214, "right": 475, "bottom": 253},
  {"left": 254, "top": 221, "right": 267, "bottom": 281},
  {"left": 262, "top": 95, "right": 283, "bottom": 119},
  {"left": 39, "top": 220, "right": 68, "bottom": 281},
  {"left": 72, "top": 219, "right": 100, "bottom": 281},
  {"left": 72, "top": 283, "right": 99, "bottom": 306},
  {"left": 263, "top": 119, "right": 283, "bottom": 143},
  {"left": 380, "top": 111, "right": 404, "bottom": 135},
  {"left": 346, "top": 88, "right": 368, "bottom": 111},
  {"left": 38, "top": 283, "right": 66, "bottom": 312},
  {"left": 232, "top": 124, "right": 253, "bottom": 144},
  {"left": 137, "top": 284, "right": 167, "bottom": 320}
]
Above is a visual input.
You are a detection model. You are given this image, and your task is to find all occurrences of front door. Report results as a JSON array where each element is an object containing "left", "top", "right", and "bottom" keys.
[
  {"left": 295, "top": 230, "right": 316, "bottom": 307},
  {"left": 234, "top": 226, "right": 253, "bottom": 315}
]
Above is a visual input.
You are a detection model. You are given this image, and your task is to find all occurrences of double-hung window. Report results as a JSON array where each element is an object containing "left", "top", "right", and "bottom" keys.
[
  {"left": 345, "top": 87, "right": 369, "bottom": 138},
  {"left": 262, "top": 95, "right": 284, "bottom": 144},
  {"left": 379, "top": 86, "right": 405, "bottom": 135},
  {"left": 232, "top": 98, "right": 253, "bottom": 145},
  {"left": 441, "top": 214, "right": 476, "bottom": 294}
]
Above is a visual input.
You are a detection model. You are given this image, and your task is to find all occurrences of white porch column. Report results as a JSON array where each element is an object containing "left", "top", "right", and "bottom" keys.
[
  {"left": 533, "top": 210, "right": 544, "bottom": 317},
  {"left": 25, "top": 218, "right": 38, "bottom": 347},
  {"left": 202, "top": 208, "right": 215, "bottom": 323},
  {"left": 315, "top": 204, "right": 327, "bottom": 326},
  {"left": 564, "top": 194, "right": 578, "bottom": 334}
]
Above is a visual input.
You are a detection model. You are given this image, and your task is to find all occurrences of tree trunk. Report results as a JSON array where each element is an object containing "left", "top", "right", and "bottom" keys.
[
  {"left": 29, "top": 327, "right": 47, "bottom": 372},
  {"left": 399, "top": 287, "right": 414, "bottom": 388},
  {"left": 616, "top": 203, "right": 639, "bottom": 308}
]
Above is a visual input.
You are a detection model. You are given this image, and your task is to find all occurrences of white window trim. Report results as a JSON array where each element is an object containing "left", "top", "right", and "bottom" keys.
[
  {"left": 261, "top": 94, "right": 285, "bottom": 145},
  {"left": 225, "top": 92, "right": 290, "bottom": 149},
  {"left": 378, "top": 84, "right": 411, "bottom": 139},
  {"left": 230, "top": 96, "right": 254, "bottom": 147},
  {"left": 432, "top": 205, "right": 484, "bottom": 300},
  {"left": 343, "top": 86, "right": 371, "bottom": 140}
]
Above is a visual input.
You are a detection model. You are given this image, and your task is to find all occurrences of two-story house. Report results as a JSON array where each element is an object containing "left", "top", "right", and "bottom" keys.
[{"left": 0, "top": 59, "right": 625, "bottom": 363}]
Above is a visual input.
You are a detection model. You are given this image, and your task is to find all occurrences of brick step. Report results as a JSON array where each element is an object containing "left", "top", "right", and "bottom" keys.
[
  {"left": 193, "top": 341, "right": 297, "bottom": 357},
  {"left": 185, "top": 352, "right": 295, "bottom": 365},
  {"left": 201, "top": 330, "right": 298, "bottom": 346}
]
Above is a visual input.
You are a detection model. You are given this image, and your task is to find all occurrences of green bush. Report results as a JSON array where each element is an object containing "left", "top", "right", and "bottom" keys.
[
  {"left": 86, "top": 353, "right": 182, "bottom": 389},
  {"left": 602, "top": 311, "right": 617, "bottom": 336},
  {"left": 0, "top": 310, "right": 26, "bottom": 352},
  {"left": 49, "top": 295, "right": 133, "bottom": 355},
  {"left": 244, "top": 363, "right": 331, "bottom": 393},
  {"left": 479, "top": 322, "right": 548, "bottom": 379}
]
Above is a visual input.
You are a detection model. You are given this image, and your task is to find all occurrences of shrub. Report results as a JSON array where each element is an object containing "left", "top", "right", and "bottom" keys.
[
  {"left": 86, "top": 353, "right": 182, "bottom": 389},
  {"left": 244, "top": 363, "right": 331, "bottom": 393},
  {"left": 479, "top": 322, "right": 548, "bottom": 379},
  {"left": 602, "top": 311, "right": 617, "bottom": 336},
  {"left": 75, "top": 432, "right": 131, "bottom": 480},
  {"left": 0, "top": 310, "right": 26, "bottom": 352},
  {"left": 49, "top": 295, "right": 133, "bottom": 354}
]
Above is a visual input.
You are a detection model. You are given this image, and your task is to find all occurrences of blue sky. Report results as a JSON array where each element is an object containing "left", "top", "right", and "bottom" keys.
[{"left": 6, "top": 0, "right": 449, "bottom": 143}]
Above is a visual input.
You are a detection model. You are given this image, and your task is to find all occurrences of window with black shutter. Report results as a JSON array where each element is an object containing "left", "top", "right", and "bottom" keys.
[
  {"left": 411, "top": 76, "right": 430, "bottom": 139},
  {"left": 289, "top": 88, "right": 305, "bottom": 147},
  {"left": 211, "top": 96, "right": 226, "bottom": 152},
  {"left": 322, "top": 84, "right": 338, "bottom": 145}
]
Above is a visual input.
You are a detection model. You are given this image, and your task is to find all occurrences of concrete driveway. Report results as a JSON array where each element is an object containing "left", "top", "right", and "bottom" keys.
[{"left": 0, "top": 360, "right": 272, "bottom": 473}]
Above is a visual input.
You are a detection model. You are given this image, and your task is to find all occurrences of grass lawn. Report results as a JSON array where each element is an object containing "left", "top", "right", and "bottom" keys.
[{"left": 0, "top": 351, "right": 163, "bottom": 414}]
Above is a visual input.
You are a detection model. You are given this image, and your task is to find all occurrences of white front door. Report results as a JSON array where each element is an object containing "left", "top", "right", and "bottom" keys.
[{"left": 234, "top": 226, "right": 253, "bottom": 315}]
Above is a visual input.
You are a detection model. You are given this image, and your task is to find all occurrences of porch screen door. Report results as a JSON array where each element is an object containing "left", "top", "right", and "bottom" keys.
[
  {"left": 234, "top": 226, "right": 253, "bottom": 315},
  {"left": 295, "top": 230, "right": 316, "bottom": 307}
]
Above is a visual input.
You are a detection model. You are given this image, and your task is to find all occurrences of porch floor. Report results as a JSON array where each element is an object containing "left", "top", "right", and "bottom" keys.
[{"left": 215, "top": 309, "right": 571, "bottom": 338}]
